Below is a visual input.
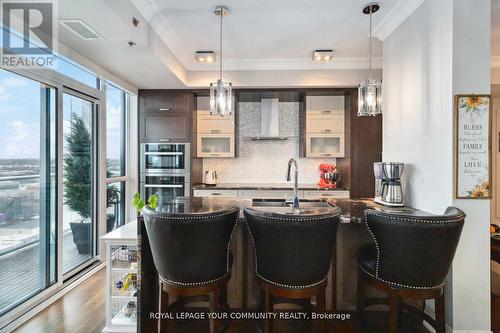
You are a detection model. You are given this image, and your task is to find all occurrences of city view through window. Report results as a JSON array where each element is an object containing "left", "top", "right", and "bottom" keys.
[
  {"left": 0, "top": 69, "right": 57, "bottom": 314},
  {"left": 0, "top": 66, "right": 129, "bottom": 315}
]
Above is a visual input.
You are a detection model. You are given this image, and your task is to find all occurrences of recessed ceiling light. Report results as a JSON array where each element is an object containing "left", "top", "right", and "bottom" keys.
[
  {"left": 312, "top": 50, "right": 333, "bottom": 62},
  {"left": 195, "top": 51, "right": 216, "bottom": 63}
]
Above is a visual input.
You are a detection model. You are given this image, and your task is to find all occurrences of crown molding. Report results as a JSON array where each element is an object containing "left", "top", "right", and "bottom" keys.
[
  {"left": 131, "top": 0, "right": 383, "bottom": 72},
  {"left": 372, "top": 0, "right": 425, "bottom": 41},
  {"left": 188, "top": 57, "right": 383, "bottom": 71}
]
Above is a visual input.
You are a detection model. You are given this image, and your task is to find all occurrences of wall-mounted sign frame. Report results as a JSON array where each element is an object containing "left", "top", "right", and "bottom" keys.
[{"left": 454, "top": 94, "right": 491, "bottom": 199}]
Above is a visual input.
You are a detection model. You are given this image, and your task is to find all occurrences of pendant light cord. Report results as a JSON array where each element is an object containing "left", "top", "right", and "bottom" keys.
[
  {"left": 369, "top": 7, "right": 372, "bottom": 81},
  {"left": 219, "top": 9, "right": 223, "bottom": 81}
]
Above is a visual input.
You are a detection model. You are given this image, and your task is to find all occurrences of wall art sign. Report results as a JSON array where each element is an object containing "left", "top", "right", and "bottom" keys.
[{"left": 454, "top": 94, "right": 491, "bottom": 199}]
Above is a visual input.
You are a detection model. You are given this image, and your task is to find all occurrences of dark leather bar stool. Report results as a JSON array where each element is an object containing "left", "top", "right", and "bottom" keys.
[
  {"left": 244, "top": 207, "right": 341, "bottom": 333},
  {"left": 143, "top": 206, "right": 239, "bottom": 333},
  {"left": 357, "top": 207, "right": 465, "bottom": 333}
]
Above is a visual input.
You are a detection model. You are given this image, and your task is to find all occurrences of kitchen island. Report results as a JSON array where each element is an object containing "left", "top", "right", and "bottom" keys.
[{"left": 137, "top": 197, "right": 424, "bottom": 332}]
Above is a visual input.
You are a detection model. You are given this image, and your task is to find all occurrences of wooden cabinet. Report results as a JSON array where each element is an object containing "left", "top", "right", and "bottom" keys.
[
  {"left": 306, "top": 95, "right": 344, "bottom": 113},
  {"left": 335, "top": 89, "right": 383, "bottom": 198},
  {"left": 306, "top": 112, "right": 344, "bottom": 134},
  {"left": 303, "top": 190, "right": 350, "bottom": 198},
  {"left": 304, "top": 96, "right": 345, "bottom": 157},
  {"left": 197, "top": 111, "right": 234, "bottom": 134},
  {"left": 306, "top": 133, "right": 345, "bottom": 157},
  {"left": 193, "top": 188, "right": 349, "bottom": 199},
  {"left": 238, "top": 190, "right": 300, "bottom": 199},
  {"left": 142, "top": 91, "right": 190, "bottom": 113},
  {"left": 139, "top": 91, "right": 192, "bottom": 143},
  {"left": 193, "top": 189, "right": 238, "bottom": 197},
  {"left": 197, "top": 134, "right": 235, "bottom": 157},
  {"left": 140, "top": 112, "right": 190, "bottom": 143},
  {"left": 196, "top": 96, "right": 236, "bottom": 157}
]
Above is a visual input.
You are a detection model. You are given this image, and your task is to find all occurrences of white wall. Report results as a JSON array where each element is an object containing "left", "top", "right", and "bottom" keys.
[
  {"left": 450, "top": 0, "right": 491, "bottom": 331},
  {"left": 383, "top": 0, "right": 453, "bottom": 213},
  {"left": 382, "top": 0, "right": 491, "bottom": 331}
]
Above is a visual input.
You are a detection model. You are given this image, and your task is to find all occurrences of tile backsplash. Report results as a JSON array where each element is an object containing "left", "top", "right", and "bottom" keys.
[{"left": 202, "top": 102, "right": 335, "bottom": 184}]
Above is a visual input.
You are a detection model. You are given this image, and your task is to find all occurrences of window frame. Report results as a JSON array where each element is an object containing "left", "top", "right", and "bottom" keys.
[
  {"left": 0, "top": 66, "right": 111, "bottom": 329},
  {"left": 103, "top": 84, "right": 130, "bottom": 233}
]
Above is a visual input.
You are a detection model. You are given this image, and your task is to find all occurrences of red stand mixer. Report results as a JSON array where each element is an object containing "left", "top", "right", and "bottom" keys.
[{"left": 318, "top": 163, "right": 341, "bottom": 188}]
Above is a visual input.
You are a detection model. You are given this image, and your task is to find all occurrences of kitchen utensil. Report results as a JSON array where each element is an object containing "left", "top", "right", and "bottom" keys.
[
  {"left": 374, "top": 162, "right": 404, "bottom": 207},
  {"left": 318, "top": 164, "right": 340, "bottom": 188},
  {"left": 204, "top": 170, "right": 218, "bottom": 185}
]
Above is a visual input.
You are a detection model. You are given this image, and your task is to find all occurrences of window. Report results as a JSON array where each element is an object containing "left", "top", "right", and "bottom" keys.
[
  {"left": 0, "top": 26, "right": 134, "bottom": 322},
  {"left": 0, "top": 25, "right": 99, "bottom": 89},
  {"left": 0, "top": 70, "right": 56, "bottom": 315},
  {"left": 105, "top": 83, "right": 128, "bottom": 232},
  {"left": 56, "top": 55, "right": 100, "bottom": 89},
  {"left": 106, "top": 84, "right": 126, "bottom": 177},
  {"left": 106, "top": 181, "right": 125, "bottom": 233},
  {"left": 62, "top": 93, "right": 96, "bottom": 275}
]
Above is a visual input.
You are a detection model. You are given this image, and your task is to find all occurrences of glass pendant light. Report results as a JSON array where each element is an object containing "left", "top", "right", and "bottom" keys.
[
  {"left": 358, "top": 3, "right": 382, "bottom": 117},
  {"left": 210, "top": 6, "right": 232, "bottom": 116}
]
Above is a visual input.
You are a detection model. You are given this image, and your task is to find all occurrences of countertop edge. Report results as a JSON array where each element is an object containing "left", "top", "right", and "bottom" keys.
[{"left": 192, "top": 183, "right": 350, "bottom": 191}]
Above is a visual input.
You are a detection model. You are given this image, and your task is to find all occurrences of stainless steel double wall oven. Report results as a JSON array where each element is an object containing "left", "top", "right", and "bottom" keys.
[{"left": 140, "top": 143, "right": 190, "bottom": 205}]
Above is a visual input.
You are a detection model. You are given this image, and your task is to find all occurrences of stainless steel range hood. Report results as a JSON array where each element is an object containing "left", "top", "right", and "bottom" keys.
[{"left": 251, "top": 98, "right": 288, "bottom": 140}]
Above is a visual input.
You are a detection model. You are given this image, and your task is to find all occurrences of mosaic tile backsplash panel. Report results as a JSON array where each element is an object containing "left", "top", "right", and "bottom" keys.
[{"left": 202, "top": 102, "right": 336, "bottom": 184}]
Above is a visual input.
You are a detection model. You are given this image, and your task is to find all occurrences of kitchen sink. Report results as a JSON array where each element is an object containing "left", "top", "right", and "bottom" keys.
[
  {"left": 252, "top": 198, "right": 333, "bottom": 208},
  {"left": 298, "top": 200, "right": 332, "bottom": 208},
  {"left": 252, "top": 198, "right": 290, "bottom": 207}
]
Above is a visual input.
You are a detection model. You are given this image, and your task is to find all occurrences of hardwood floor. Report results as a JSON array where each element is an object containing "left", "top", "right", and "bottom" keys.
[
  {"left": 0, "top": 232, "right": 93, "bottom": 312},
  {"left": 13, "top": 269, "right": 106, "bottom": 333},
  {"left": 493, "top": 293, "right": 500, "bottom": 333},
  {"left": 12, "top": 268, "right": 431, "bottom": 333}
]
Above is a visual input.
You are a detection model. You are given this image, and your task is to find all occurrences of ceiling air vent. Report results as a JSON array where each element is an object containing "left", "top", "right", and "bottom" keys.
[{"left": 59, "top": 20, "right": 101, "bottom": 40}]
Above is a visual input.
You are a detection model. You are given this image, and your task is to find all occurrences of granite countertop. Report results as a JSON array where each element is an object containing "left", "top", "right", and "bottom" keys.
[
  {"left": 192, "top": 183, "right": 349, "bottom": 191},
  {"left": 154, "top": 197, "right": 426, "bottom": 224}
]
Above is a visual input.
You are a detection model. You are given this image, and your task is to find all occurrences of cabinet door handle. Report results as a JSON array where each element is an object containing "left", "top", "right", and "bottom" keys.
[
  {"left": 145, "top": 152, "right": 183, "bottom": 156},
  {"left": 321, "top": 129, "right": 331, "bottom": 133},
  {"left": 211, "top": 129, "right": 221, "bottom": 134},
  {"left": 159, "top": 138, "right": 171, "bottom": 142},
  {"left": 321, "top": 110, "right": 332, "bottom": 114},
  {"left": 159, "top": 108, "right": 171, "bottom": 111},
  {"left": 210, "top": 153, "right": 220, "bottom": 157},
  {"left": 322, "top": 153, "right": 332, "bottom": 157},
  {"left": 211, "top": 193, "right": 222, "bottom": 196},
  {"left": 144, "top": 184, "right": 184, "bottom": 188}
]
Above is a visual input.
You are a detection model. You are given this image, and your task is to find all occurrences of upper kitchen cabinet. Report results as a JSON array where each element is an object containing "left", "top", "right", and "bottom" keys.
[
  {"left": 304, "top": 95, "right": 345, "bottom": 157},
  {"left": 196, "top": 96, "right": 236, "bottom": 158},
  {"left": 141, "top": 91, "right": 191, "bottom": 113},
  {"left": 139, "top": 91, "right": 192, "bottom": 143}
]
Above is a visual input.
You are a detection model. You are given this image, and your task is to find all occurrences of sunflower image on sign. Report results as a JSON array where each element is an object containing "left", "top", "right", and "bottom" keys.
[
  {"left": 455, "top": 94, "right": 491, "bottom": 199},
  {"left": 460, "top": 96, "right": 489, "bottom": 114},
  {"left": 467, "top": 180, "right": 489, "bottom": 198}
]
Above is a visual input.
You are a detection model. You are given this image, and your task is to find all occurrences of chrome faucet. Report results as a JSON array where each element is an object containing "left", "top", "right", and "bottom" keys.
[{"left": 286, "top": 158, "right": 300, "bottom": 213}]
